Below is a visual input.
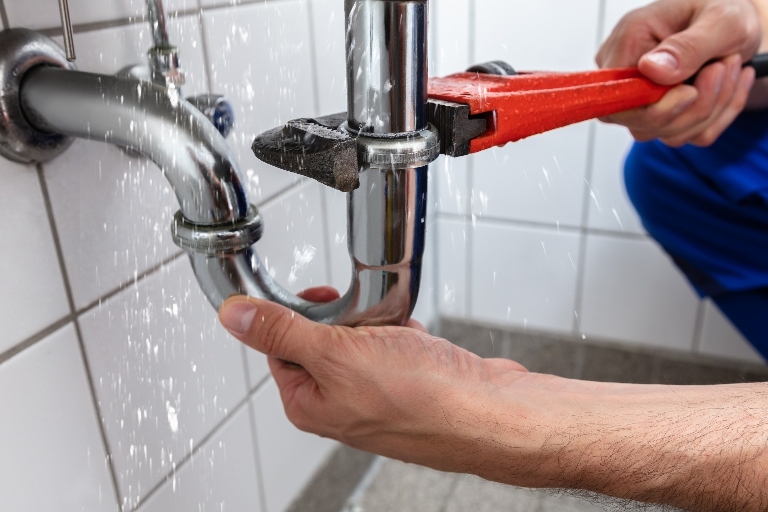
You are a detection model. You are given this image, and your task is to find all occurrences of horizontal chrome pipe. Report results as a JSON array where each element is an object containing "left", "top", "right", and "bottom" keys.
[{"left": 22, "top": 67, "right": 246, "bottom": 225}]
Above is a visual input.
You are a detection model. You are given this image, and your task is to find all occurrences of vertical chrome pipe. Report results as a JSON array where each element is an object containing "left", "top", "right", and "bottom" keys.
[
  {"left": 146, "top": 0, "right": 170, "bottom": 47},
  {"left": 345, "top": 0, "right": 428, "bottom": 134}
]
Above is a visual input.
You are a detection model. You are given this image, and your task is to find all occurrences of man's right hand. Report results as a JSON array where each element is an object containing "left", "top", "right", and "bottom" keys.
[{"left": 596, "top": 0, "right": 764, "bottom": 147}]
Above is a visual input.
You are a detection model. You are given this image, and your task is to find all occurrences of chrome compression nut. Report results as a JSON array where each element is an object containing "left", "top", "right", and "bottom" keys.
[
  {"left": 350, "top": 123, "right": 441, "bottom": 170},
  {"left": 171, "top": 205, "right": 263, "bottom": 254}
]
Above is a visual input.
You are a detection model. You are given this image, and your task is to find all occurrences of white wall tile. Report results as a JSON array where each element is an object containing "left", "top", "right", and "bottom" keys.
[
  {"left": 432, "top": 0, "right": 470, "bottom": 77},
  {"left": 251, "top": 379, "right": 337, "bottom": 512},
  {"left": 137, "top": 407, "right": 263, "bottom": 512},
  {"left": 44, "top": 141, "right": 180, "bottom": 309},
  {"left": 437, "top": 218, "right": 469, "bottom": 318},
  {"left": 44, "top": 18, "right": 210, "bottom": 308},
  {"left": 471, "top": 124, "right": 591, "bottom": 228},
  {"left": 203, "top": 1, "right": 316, "bottom": 204},
  {"left": 474, "top": 0, "right": 600, "bottom": 72},
  {"left": 78, "top": 258, "right": 249, "bottom": 509},
  {"left": 324, "top": 186, "right": 353, "bottom": 294},
  {"left": 309, "top": 0, "right": 347, "bottom": 114},
  {"left": 471, "top": 223, "right": 580, "bottom": 333},
  {"left": 587, "top": 123, "right": 645, "bottom": 234},
  {"left": 5, "top": 0, "right": 195, "bottom": 31},
  {"left": 698, "top": 300, "right": 766, "bottom": 365},
  {"left": 0, "top": 325, "right": 117, "bottom": 511},
  {"left": 54, "top": 16, "right": 209, "bottom": 96},
  {"left": 602, "top": 0, "right": 655, "bottom": 42},
  {"left": 580, "top": 235, "right": 700, "bottom": 351},
  {"left": 0, "top": 161, "right": 69, "bottom": 353},
  {"left": 435, "top": 155, "right": 469, "bottom": 217},
  {"left": 246, "top": 181, "right": 331, "bottom": 387}
]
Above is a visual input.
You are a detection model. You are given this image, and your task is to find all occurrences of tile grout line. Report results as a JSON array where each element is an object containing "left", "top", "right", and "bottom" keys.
[
  {"left": 465, "top": 0, "right": 475, "bottom": 318},
  {"left": 246, "top": 390, "right": 270, "bottom": 512},
  {"left": 131, "top": 375, "right": 275, "bottom": 511},
  {"left": 0, "top": 174, "right": 306, "bottom": 367},
  {"left": 0, "top": 316, "right": 73, "bottom": 365},
  {"left": 438, "top": 211, "right": 649, "bottom": 240},
  {"left": 35, "top": 0, "right": 291, "bottom": 38},
  {"left": 0, "top": 0, "right": 9, "bottom": 29},
  {"left": 572, "top": 120, "right": 598, "bottom": 335},
  {"left": 76, "top": 251, "right": 186, "bottom": 318},
  {"left": 0, "top": 250, "right": 186, "bottom": 367},
  {"left": 35, "top": 163, "right": 123, "bottom": 511}
]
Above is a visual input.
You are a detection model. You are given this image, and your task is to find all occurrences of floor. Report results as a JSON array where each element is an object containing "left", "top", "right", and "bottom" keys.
[
  {"left": 346, "top": 459, "right": 662, "bottom": 512},
  {"left": 288, "top": 318, "right": 768, "bottom": 512}
]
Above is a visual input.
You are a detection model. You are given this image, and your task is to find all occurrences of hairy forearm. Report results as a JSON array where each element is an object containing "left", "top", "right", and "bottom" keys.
[{"left": 473, "top": 377, "right": 768, "bottom": 511}]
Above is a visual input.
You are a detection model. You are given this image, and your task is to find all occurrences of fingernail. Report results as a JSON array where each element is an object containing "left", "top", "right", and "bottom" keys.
[
  {"left": 645, "top": 50, "right": 679, "bottom": 72},
  {"left": 220, "top": 301, "right": 258, "bottom": 336}
]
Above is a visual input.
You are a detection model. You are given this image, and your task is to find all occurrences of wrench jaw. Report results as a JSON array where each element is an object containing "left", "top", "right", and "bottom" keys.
[
  {"left": 426, "top": 99, "right": 488, "bottom": 158},
  {"left": 251, "top": 112, "right": 360, "bottom": 192}
]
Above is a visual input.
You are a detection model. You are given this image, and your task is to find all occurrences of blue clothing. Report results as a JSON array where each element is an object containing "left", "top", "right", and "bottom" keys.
[{"left": 624, "top": 110, "right": 768, "bottom": 357}]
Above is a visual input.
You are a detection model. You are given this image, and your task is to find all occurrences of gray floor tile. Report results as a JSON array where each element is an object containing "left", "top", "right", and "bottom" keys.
[
  {"left": 443, "top": 476, "right": 543, "bottom": 512},
  {"left": 579, "top": 345, "right": 656, "bottom": 384},
  {"left": 356, "top": 460, "right": 457, "bottom": 512},
  {"left": 504, "top": 332, "right": 583, "bottom": 378},
  {"left": 538, "top": 494, "right": 605, "bottom": 512},
  {"left": 440, "top": 320, "right": 506, "bottom": 359}
]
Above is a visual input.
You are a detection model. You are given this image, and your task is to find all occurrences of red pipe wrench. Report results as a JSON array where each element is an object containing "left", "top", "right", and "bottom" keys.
[{"left": 427, "top": 54, "right": 768, "bottom": 157}]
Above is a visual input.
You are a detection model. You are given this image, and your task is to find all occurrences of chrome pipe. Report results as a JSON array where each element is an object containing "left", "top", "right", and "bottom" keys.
[
  {"left": 146, "top": 0, "right": 170, "bottom": 47},
  {"left": 21, "top": 67, "right": 246, "bottom": 225},
  {"left": 18, "top": 66, "right": 427, "bottom": 325},
  {"left": 345, "top": 0, "right": 428, "bottom": 134},
  {"left": 13, "top": 0, "right": 430, "bottom": 326},
  {"left": 189, "top": 166, "right": 427, "bottom": 325}
]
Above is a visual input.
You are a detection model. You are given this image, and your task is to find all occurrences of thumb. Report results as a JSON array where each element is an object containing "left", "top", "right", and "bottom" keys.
[
  {"left": 219, "top": 296, "right": 325, "bottom": 365},
  {"left": 639, "top": 7, "right": 756, "bottom": 85}
]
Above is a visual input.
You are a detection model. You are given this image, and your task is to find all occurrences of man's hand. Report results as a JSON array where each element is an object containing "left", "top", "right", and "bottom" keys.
[
  {"left": 218, "top": 289, "right": 531, "bottom": 474},
  {"left": 219, "top": 291, "right": 768, "bottom": 511},
  {"left": 596, "top": 0, "right": 764, "bottom": 147}
]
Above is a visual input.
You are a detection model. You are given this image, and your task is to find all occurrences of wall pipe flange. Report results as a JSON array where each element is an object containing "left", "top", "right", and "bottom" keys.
[
  {"left": 171, "top": 205, "right": 264, "bottom": 254},
  {"left": 0, "top": 28, "right": 76, "bottom": 164}
]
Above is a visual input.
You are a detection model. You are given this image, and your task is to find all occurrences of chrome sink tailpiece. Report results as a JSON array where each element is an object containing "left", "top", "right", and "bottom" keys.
[{"left": 0, "top": 0, "right": 435, "bottom": 326}]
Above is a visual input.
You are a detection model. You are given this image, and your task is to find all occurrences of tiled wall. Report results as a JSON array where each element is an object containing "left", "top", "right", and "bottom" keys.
[
  {"left": 0, "top": 0, "right": 429, "bottom": 510},
  {"left": 431, "top": 0, "right": 766, "bottom": 365},
  {"left": 0, "top": 0, "right": 764, "bottom": 511}
]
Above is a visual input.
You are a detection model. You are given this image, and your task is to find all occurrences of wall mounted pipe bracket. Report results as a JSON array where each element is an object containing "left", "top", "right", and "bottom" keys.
[{"left": 0, "top": 29, "right": 75, "bottom": 164}]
